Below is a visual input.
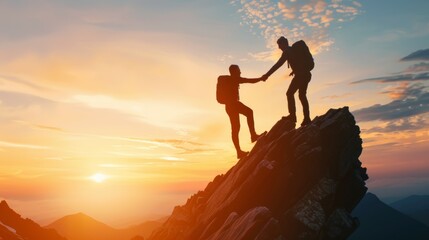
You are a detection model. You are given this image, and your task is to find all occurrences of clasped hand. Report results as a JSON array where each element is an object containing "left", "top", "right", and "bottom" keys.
[{"left": 261, "top": 74, "right": 269, "bottom": 82}]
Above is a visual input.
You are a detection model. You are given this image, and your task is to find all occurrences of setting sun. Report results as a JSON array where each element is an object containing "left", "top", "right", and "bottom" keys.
[{"left": 90, "top": 173, "right": 108, "bottom": 183}]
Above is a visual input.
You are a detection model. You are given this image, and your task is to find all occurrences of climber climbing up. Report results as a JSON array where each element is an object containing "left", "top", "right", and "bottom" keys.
[{"left": 216, "top": 64, "right": 267, "bottom": 159}]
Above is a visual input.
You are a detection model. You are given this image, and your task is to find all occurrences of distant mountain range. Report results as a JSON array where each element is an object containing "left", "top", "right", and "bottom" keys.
[
  {"left": 1, "top": 193, "right": 429, "bottom": 240},
  {"left": 45, "top": 212, "right": 164, "bottom": 240},
  {"left": 390, "top": 195, "right": 429, "bottom": 226},
  {"left": 349, "top": 193, "right": 429, "bottom": 240},
  {"left": 0, "top": 200, "right": 164, "bottom": 240}
]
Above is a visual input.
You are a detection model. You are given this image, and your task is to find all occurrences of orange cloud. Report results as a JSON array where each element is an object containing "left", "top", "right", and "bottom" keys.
[{"left": 231, "top": 0, "right": 362, "bottom": 56}]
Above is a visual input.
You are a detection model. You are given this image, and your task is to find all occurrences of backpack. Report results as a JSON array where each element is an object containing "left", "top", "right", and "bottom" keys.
[
  {"left": 216, "top": 75, "right": 239, "bottom": 104},
  {"left": 288, "top": 40, "right": 314, "bottom": 72}
]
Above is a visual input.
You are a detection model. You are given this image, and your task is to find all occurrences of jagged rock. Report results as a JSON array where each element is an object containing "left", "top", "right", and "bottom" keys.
[{"left": 148, "top": 107, "right": 368, "bottom": 240}]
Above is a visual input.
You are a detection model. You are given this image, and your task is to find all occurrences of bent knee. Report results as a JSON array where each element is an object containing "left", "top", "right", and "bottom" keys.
[
  {"left": 286, "top": 91, "right": 295, "bottom": 98},
  {"left": 244, "top": 108, "right": 253, "bottom": 117}
]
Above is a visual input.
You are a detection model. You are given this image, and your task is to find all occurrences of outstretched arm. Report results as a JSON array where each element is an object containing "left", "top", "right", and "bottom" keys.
[
  {"left": 264, "top": 51, "right": 288, "bottom": 78},
  {"left": 239, "top": 77, "right": 263, "bottom": 84}
]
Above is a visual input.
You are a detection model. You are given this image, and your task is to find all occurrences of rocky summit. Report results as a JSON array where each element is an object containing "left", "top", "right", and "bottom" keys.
[{"left": 149, "top": 107, "right": 369, "bottom": 240}]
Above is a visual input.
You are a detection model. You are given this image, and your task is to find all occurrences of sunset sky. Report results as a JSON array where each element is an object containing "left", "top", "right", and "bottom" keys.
[{"left": 0, "top": 0, "right": 428, "bottom": 227}]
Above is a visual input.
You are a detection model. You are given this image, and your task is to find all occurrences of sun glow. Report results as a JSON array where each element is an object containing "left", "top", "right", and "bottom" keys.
[{"left": 90, "top": 173, "right": 108, "bottom": 183}]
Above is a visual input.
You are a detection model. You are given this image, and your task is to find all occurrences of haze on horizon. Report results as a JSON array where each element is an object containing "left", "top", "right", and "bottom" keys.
[{"left": 0, "top": 0, "right": 428, "bottom": 227}]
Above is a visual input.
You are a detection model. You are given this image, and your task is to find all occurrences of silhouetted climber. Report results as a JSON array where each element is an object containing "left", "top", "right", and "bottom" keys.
[
  {"left": 263, "top": 36, "right": 314, "bottom": 126},
  {"left": 217, "top": 65, "right": 266, "bottom": 159}
]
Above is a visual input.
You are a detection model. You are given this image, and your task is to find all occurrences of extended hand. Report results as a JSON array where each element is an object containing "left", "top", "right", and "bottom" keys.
[{"left": 261, "top": 74, "right": 269, "bottom": 81}]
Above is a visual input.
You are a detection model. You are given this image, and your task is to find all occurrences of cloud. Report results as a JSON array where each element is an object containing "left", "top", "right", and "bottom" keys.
[
  {"left": 148, "top": 138, "right": 220, "bottom": 155},
  {"left": 0, "top": 1, "right": 227, "bottom": 114},
  {"left": 12, "top": 120, "right": 66, "bottom": 133},
  {"left": 352, "top": 72, "right": 429, "bottom": 84},
  {"left": 161, "top": 156, "right": 185, "bottom": 161},
  {"left": 353, "top": 83, "right": 429, "bottom": 122},
  {"left": 0, "top": 74, "right": 48, "bottom": 91},
  {"left": 0, "top": 90, "right": 181, "bottom": 152},
  {"left": 365, "top": 115, "right": 427, "bottom": 133},
  {"left": 151, "top": 138, "right": 205, "bottom": 147},
  {"left": 352, "top": 49, "right": 429, "bottom": 85},
  {"left": 33, "top": 124, "right": 65, "bottom": 132},
  {"left": 71, "top": 94, "right": 209, "bottom": 130},
  {"left": 0, "top": 140, "right": 49, "bottom": 150},
  {"left": 401, "top": 49, "right": 429, "bottom": 61},
  {"left": 0, "top": 87, "right": 218, "bottom": 158},
  {"left": 99, "top": 136, "right": 220, "bottom": 155},
  {"left": 231, "top": 0, "right": 362, "bottom": 56},
  {"left": 380, "top": 83, "right": 415, "bottom": 100},
  {"left": 321, "top": 93, "right": 352, "bottom": 99},
  {"left": 0, "top": 90, "right": 56, "bottom": 109},
  {"left": 402, "top": 62, "right": 429, "bottom": 73},
  {"left": 278, "top": 2, "right": 296, "bottom": 19}
]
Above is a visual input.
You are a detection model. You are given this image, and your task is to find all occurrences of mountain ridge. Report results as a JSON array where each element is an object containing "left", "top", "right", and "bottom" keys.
[
  {"left": 149, "top": 107, "right": 368, "bottom": 240},
  {"left": 390, "top": 194, "right": 429, "bottom": 226},
  {"left": 390, "top": 195, "right": 429, "bottom": 212}
]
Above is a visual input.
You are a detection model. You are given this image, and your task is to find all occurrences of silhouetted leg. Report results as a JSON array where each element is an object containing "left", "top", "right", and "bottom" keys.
[
  {"left": 300, "top": 93, "right": 309, "bottom": 119},
  {"left": 235, "top": 101, "right": 266, "bottom": 143},
  {"left": 298, "top": 72, "right": 312, "bottom": 126},
  {"left": 286, "top": 77, "right": 299, "bottom": 122},
  {"left": 226, "top": 103, "right": 246, "bottom": 158},
  {"left": 235, "top": 102, "right": 256, "bottom": 137}
]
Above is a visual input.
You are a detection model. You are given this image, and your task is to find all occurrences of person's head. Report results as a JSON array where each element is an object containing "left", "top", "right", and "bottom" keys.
[
  {"left": 229, "top": 64, "right": 241, "bottom": 77},
  {"left": 277, "top": 36, "right": 289, "bottom": 51}
]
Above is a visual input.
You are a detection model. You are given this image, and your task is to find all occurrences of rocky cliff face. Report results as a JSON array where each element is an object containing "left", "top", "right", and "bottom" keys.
[
  {"left": 0, "top": 200, "right": 66, "bottom": 240},
  {"left": 149, "top": 107, "right": 368, "bottom": 240}
]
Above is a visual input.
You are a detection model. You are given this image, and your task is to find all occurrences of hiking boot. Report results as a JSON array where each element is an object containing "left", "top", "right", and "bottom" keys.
[
  {"left": 251, "top": 131, "right": 267, "bottom": 143},
  {"left": 282, "top": 114, "right": 297, "bottom": 122},
  {"left": 301, "top": 118, "right": 312, "bottom": 127},
  {"left": 237, "top": 150, "right": 249, "bottom": 159}
]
